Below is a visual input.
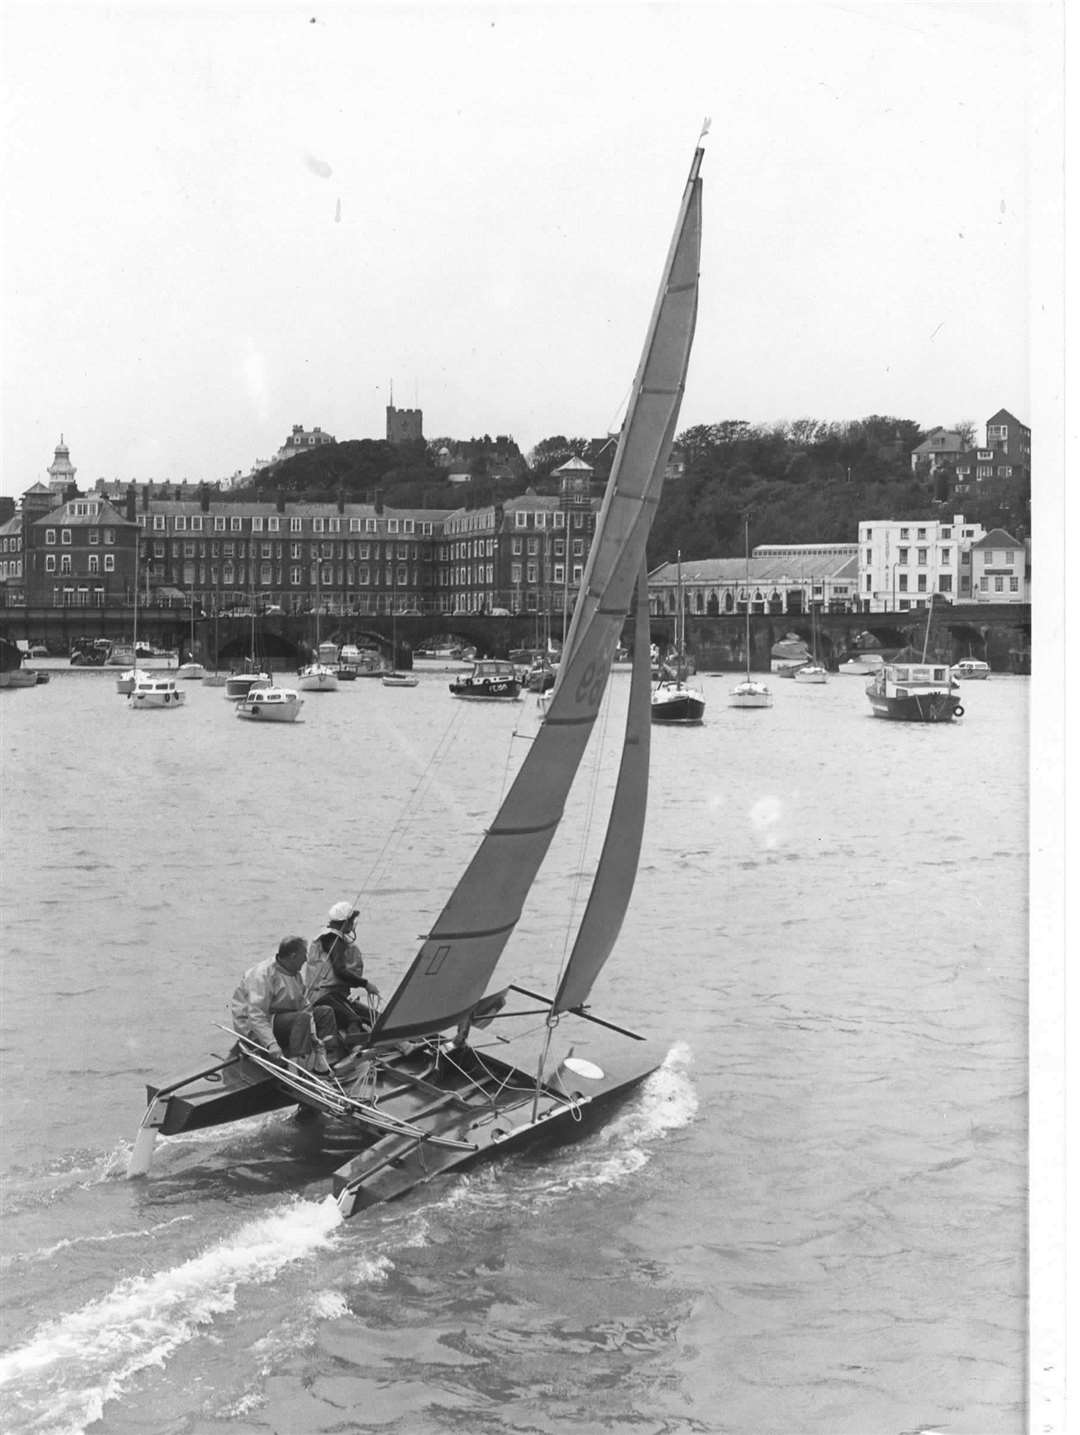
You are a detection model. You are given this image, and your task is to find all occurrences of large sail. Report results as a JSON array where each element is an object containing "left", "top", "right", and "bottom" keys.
[
  {"left": 550, "top": 564, "right": 652, "bottom": 1015},
  {"left": 370, "top": 146, "right": 704, "bottom": 1044}
]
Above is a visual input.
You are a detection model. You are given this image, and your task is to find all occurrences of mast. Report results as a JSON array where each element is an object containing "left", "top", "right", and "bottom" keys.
[{"left": 744, "top": 517, "right": 751, "bottom": 679}]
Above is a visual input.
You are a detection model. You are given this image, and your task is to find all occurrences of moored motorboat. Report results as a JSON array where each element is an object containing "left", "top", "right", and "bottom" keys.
[
  {"left": 225, "top": 672, "right": 273, "bottom": 701},
  {"left": 449, "top": 658, "right": 521, "bottom": 700},
  {"left": 176, "top": 661, "right": 207, "bottom": 680},
  {"left": 866, "top": 653, "right": 963, "bottom": 722},
  {"left": 115, "top": 668, "right": 150, "bottom": 696},
  {"left": 126, "top": 132, "right": 707, "bottom": 1217},
  {"left": 953, "top": 658, "right": 990, "bottom": 680},
  {"left": 235, "top": 686, "right": 304, "bottom": 722},
  {"left": 129, "top": 676, "right": 187, "bottom": 709},
  {"left": 838, "top": 651, "right": 885, "bottom": 676},
  {"left": 381, "top": 671, "right": 419, "bottom": 688}
]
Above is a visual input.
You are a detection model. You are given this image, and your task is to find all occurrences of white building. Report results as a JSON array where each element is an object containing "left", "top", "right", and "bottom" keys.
[
  {"left": 969, "top": 528, "right": 1028, "bottom": 603},
  {"left": 856, "top": 514, "right": 985, "bottom": 611}
]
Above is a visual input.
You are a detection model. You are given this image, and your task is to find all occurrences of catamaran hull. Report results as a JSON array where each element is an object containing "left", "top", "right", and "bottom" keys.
[{"left": 130, "top": 1010, "right": 663, "bottom": 1216}]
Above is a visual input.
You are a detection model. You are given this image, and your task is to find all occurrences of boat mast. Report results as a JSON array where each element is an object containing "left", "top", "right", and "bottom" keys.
[
  {"left": 743, "top": 516, "right": 751, "bottom": 679},
  {"left": 921, "top": 592, "right": 934, "bottom": 661}
]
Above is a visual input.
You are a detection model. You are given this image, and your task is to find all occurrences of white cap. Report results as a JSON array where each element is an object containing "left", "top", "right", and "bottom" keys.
[{"left": 328, "top": 901, "right": 357, "bottom": 923}]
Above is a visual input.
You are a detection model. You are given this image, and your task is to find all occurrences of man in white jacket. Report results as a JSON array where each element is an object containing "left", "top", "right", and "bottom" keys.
[{"left": 231, "top": 935, "right": 337, "bottom": 1073}]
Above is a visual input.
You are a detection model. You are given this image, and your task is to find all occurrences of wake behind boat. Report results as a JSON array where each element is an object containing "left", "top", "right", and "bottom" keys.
[{"left": 128, "top": 135, "right": 706, "bottom": 1216}]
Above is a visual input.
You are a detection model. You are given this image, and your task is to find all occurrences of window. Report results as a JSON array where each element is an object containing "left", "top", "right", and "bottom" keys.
[
  {"left": 980, "top": 576, "right": 989, "bottom": 591},
  {"left": 214, "top": 516, "right": 225, "bottom": 531},
  {"left": 940, "top": 548, "right": 951, "bottom": 565},
  {"left": 45, "top": 553, "right": 56, "bottom": 573},
  {"left": 191, "top": 516, "right": 203, "bottom": 532},
  {"left": 941, "top": 527, "right": 952, "bottom": 539},
  {"left": 251, "top": 516, "right": 263, "bottom": 532},
  {"left": 899, "top": 528, "right": 909, "bottom": 540},
  {"left": 939, "top": 574, "right": 952, "bottom": 592},
  {"left": 898, "top": 573, "right": 908, "bottom": 592},
  {"left": 290, "top": 517, "right": 302, "bottom": 533},
  {"left": 554, "top": 564, "right": 565, "bottom": 584},
  {"left": 104, "top": 554, "right": 115, "bottom": 571},
  {"left": 917, "top": 548, "right": 927, "bottom": 565},
  {"left": 1005, "top": 550, "right": 1015, "bottom": 564},
  {"left": 313, "top": 518, "right": 325, "bottom": 533},
  {"left": 175, "top": 516, "right": 187, "bottom": 531},
  {"left": 104, "top": 528, "right": 115, "bottom": 544},
  {"left": 231, "top": 516, "right": 242, "bottom": 532},
  {"left": 994, "top": 576, "right": 1004, "bottom": 592},
  {"left": 864, "top": 549, "right": 872, "bottom": 565},
  {"left": 261, "top": 543, "right": 272, "bottom": 558},
  {"left": 516, "top": 511, "right": 528, "bottom": 528},
  {"left": 88, "top": 554, "right": 99, "bottom": 574},
  {"left": 88, "top": 528, "right": 99, "bottom": 545},
  {"left": 45, "top": 529, "right": 56, "bottom": 545},
  {"left": 865, "top": 575, "right": 872, "bottom": 591},
  {"left": 863, "top": 527, "right": 873, "bottom": 540},
  {"left": 60, "top": 554, "right": 72, "bottom": 574},
  {"left": 898, "top": 547, "right": 909, "bottom": 564},
  {"left": 268, "top": 516, "right": 280, "bottom": 533},
  {"left": 290, "top": 566, "right": 302, "bottom": 585},
  {"left": 388, "top": 520, "right": 399, "bottom": 534},
  {"left": 184, "top": 543, "right": 196, "bottom": 558},
  {"left": 1009, "top": 576, "right": 1019, "bottom": 592},
  {"left": 152, "top": 516, "right": 165, "bottom": 531},
  {"left": 61, "top": 529, "right": 72, "bottom": 544}
]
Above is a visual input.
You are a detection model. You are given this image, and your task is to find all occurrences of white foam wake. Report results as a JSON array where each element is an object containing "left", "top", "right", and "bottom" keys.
[{"left": 0, "top": 1197, "right": 343, "bottom": 1435}]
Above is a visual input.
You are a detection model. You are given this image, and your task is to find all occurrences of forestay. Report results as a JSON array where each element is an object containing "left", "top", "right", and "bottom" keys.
[{"left": 371, "top": 147, "right": 704, "bottom": 1044}]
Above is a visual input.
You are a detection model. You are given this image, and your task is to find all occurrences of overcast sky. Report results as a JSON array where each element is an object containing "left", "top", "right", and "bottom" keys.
[{"left": 0, "top": 1, "right": 1060, "bottom": 499}]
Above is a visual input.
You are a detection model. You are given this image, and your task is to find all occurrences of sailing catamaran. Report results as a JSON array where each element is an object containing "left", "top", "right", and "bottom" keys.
[{"left": 127, "top": 136, "right": 706, "bottom": 1216}]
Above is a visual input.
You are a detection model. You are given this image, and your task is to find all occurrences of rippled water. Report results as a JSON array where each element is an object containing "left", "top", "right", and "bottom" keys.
[{"left": 0, "top": 666, "right": 1028, "bottom": 1433}]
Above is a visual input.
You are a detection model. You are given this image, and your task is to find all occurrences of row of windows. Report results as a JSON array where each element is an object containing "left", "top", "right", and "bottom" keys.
[
  {"left": 151, "top": 540, "right": 423, "bottom": 562},
  {"left": 44, "top": 528, "right": 117, "bottom": 545},
  {"left": 44, "top": 554, "right": 116, "bottom": 573},
  {"left": 140, "top": 514, "right": 435, "bottom": 535}
]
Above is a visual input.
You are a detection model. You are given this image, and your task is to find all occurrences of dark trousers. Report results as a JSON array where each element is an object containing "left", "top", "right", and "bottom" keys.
[
  {"left": 271, "top": 1008, "right": 336, "bottom": 1058},
  {"left": 312, "top": 991, "right": 372, "bottom": 1038}
]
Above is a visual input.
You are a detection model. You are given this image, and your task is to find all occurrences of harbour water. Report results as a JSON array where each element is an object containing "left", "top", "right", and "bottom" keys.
[{"left": 0, "top": 666, "right": 1029, "bottom": 1433}]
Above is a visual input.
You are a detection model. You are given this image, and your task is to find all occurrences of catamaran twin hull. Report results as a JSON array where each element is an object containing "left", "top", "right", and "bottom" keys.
[{"left": 130, "top": 998, "right": 664, "bottom": 1217}]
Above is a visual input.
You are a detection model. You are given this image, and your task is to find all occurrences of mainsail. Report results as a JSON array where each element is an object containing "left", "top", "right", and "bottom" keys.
[{"left": 370, "top": 145, "right": 704, "bottom": 1044}]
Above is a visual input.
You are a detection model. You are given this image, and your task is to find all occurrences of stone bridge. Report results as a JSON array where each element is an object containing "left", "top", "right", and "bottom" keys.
[{"left": 1, "top": 603, "right": 1032, "bottom": 673}]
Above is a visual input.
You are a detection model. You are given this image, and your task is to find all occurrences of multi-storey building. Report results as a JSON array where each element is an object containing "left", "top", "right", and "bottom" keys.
[
  {"left": 910, "top": 429, "right": 969, "bottom": 476},
  {"left": 386, "top": 404, "right": 423, "bottom": 445},
  {"left": 856, "top": 514, "right": 986, "bottom": 611},
  {"left": 275, "top": 424, "right": 336, "bottom": 463},
  {"left": 955, "top": 408, "right": 1031, "bottom": 495},
  {"left": 969, "top": 527, "right": 1029, "bottom": 603},
  {"left": 23, "top": 492, "right": 140, "bottom": 610}
]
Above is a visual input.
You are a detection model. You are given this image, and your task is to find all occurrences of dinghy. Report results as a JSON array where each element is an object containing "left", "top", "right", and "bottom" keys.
[{"left": 127, "top": 134, "right": 706, "bottom": 1217}]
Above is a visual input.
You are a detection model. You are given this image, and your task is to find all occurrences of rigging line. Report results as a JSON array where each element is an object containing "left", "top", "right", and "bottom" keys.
[{"left": 349, "top": 698, "right": 468, "bottom": 912}]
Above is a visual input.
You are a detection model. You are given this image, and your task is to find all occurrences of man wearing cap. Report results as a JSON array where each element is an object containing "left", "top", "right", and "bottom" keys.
[
  {"left": 306, "top": 902, "right": 381, "bottom": 1045},
  {"left": 231, "top": 935, "right": 337, "bottom": 1074}
]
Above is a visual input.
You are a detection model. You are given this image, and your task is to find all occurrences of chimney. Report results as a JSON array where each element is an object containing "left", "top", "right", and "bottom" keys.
[
  {"left": 374, "top": 489, "right": 384, "bottom": 516},
  {"left": 276, "top": 489, "right": 285, "bottom": 514},
  {"left": 126, "top": 484, "right": 137, "bottom": 523},
  {"left": 199, "top": 483, "right": 210, "bottom": 513},
  {"left": 141, "top": 484, "right": 149, "bottom": 513},
  {"left": 337, "top": 487, "right": 345, "bottom": 515}
]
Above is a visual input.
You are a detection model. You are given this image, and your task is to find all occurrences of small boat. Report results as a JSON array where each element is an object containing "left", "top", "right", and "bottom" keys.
[
  {"left": 235, "top": 686, "right": 304, "bottom": 722},
  {"left": 838, "top": 647, "right": 885, "bottom": 675},
  {"left": 730, "top": 519, "right": 772, "bottom": 709},
  {"left": 126, "top": 132, "right": 706, "bottom": 1217},
  {"left": 115, "top": 668, "right": 150, "bottom": 696},
  {"left": 449, "top": 658, "right": 521, "bottom": 700},
  {"left": 651, "top": 552, "right": 704, "bottom": 725},
  {"left": 176, "top": 661, "right": 207, "bottom": 680},
  {"left": 225, "top": 671, "right": 273, "bottom": 701},
  {"left": 297, "top": 662, "right": 340, "bottom": 692},
  {"left": 866, "top": 654, "right": 963, "bottom": 721},
  {"left": 953, "top": 658, "right": 990, "bottom": 680},
  {"left": 866, "top": 603, "right": 962, "bottom": 721},
  {"left": 129, "top": 676, "right": 187, "bottom": 709},
  {"left": 793, "top": 662, "right": 828, "bottom": 683},
  {"left": 381, "top": 671, "right": 419, "bottom": 688},
  {"left": 771, "top": 635, "right": 811, "bottom": 675},
  {"left": 1, "top": 666, "right": 40, "bottom": 689}
]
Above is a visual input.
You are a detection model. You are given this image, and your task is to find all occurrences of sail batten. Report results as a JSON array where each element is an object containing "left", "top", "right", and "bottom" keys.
[{"left": 369, "top": 146, "right": 703, "bottom": 1046}]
